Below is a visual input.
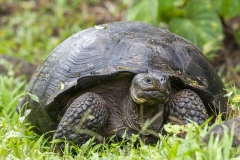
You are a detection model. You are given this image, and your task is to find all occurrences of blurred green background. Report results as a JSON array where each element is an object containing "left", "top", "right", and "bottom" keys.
[
  {"left": 0, "top": 0, "right": 240, "bottom": 87},
  {"left": 0, "top": 1, "right": 240, "bottom": 158}
]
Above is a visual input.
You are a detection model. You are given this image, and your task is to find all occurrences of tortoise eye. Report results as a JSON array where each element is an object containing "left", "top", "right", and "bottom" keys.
[{"left": 144, "top": 77, "right": 152, "bottom": 84}]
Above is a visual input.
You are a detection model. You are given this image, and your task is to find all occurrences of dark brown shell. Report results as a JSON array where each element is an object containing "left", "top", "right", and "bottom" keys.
[{"left": 18, "top": 21, "right": 227, "bottom": 133}]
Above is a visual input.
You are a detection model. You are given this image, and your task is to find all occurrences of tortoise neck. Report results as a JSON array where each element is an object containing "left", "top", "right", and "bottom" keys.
[
  {"left": 122, "top": 94, "right": 164, "bottom": 133},
  {"left": 135, "top": 103, "right": 160, "bottom": 123}
]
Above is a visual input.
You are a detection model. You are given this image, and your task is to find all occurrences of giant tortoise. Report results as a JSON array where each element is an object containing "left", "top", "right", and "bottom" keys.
[{"left": 18, "top": 21, "right": 227, "bottom": 147}]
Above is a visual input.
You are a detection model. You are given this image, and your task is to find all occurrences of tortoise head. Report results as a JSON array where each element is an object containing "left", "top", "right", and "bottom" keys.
[{"left": 130, "top": 73, "right": 171, "bottom": 106}]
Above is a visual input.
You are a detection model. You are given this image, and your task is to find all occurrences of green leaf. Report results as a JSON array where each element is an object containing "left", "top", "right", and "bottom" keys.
[
  {"left": 50, "top": 138, "right": 64, "bottom": 144},
  {"left": 30, "top": 94, "right": 39, "bottom": 103},
  {"left": 24, "top": 109, "right": 31, "bottom": 117},
  {"left": 126, "top": 0, "right": 159, "bottom": 25},
  {"left": 169, "top": 18, "right": 203, "bottom": 48},
  {"left": 91, "top": 144, "right": 102, "bottom": 152},
  {"left": 26, "top": 93, "right": 39, "bottom": 103},
  {"left": 169, "top": 0, "right": 223, "bottom": 53},
  {"left": 158, "top": 0, "right": 179, "bottom": 10},
  {"left": 157, "top": 0, "right": 185, "bottom": 23},
  {"left": 213, "top": 0, "right": 240, "bottom": 18},
  {"left": 171, "top": 141, "right": 179, "bottom": 157},
  {"left": 164, "top": 123, "right": 182, "bottom": 134},
  {"left": 232, "top": 95, "right": 240, "bottom": 103}
]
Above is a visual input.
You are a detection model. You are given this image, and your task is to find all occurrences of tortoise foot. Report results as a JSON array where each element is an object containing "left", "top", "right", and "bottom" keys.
[
  {"left": 53, "top": 92, "right": 109, "bottom": 149},
  {"left": 166, "top": 89, "right": 208, "bottom": 125}
]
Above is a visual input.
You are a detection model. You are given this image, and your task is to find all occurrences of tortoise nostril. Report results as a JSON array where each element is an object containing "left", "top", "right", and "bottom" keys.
[
  {"left": 159, "top": 76, "right": 167, "bottom": 83},
  {"left": 157, "top": 75, "right": 169, "bottom": 91}
]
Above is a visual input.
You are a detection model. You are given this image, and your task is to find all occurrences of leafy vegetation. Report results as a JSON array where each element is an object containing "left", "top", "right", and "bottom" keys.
[
  {"left": 0, "top": 0, "right": 97, "bottom": 63},
  {"left": 125, "top": 0, "right": 240, "bottom": 57},
  {"left": 0, "top": 0, "right": 240, "bottom": 159}
]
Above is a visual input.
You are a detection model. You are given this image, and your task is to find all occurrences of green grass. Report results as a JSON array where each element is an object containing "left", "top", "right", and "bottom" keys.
[
  {"left": 1, "top": 0, "right": 240, "bottom": 159},
  {"left": 1, "top": 54, "right": 240, "bottom": 160}
]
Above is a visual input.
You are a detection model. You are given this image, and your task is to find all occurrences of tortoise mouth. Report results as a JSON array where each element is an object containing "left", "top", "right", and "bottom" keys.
[
  {"left": 141, "top": 88, "right": 168, "bottom": 93},
  {"left": 131, "top": 89, "right": 169, "bottom": 105},
  {"left": 142, "top": 90, "right": 169, "bottom": 101}
]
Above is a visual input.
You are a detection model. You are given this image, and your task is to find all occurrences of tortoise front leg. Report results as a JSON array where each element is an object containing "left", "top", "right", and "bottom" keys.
[
  {"left": 53, "top": 92, "right": 109, "bottom": 149},
  {"left": 165, "top": 89, "right": 208, "bottom": 125}
]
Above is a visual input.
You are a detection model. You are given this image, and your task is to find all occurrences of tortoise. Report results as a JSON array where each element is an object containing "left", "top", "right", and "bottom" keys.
[{"left": 17, "top": 21, "right": 227, "bottom": 147}]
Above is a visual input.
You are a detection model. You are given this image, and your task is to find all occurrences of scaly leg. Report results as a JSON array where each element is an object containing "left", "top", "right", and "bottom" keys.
[
  {"left": 165, "top": 89, "right": 208, "bottom": 125},
  {"left": 54, "top": 92, "right": 109, "bottom": 149}
]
